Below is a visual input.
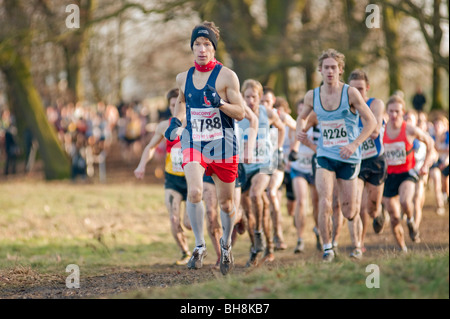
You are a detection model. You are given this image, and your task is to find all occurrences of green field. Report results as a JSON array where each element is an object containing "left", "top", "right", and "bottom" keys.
[{"left": 0, "top": 180, "right": 448, "bottom": 299}]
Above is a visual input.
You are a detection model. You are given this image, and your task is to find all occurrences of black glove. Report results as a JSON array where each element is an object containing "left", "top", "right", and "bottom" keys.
[
  {"left": 277, "top": 148, "right": 285, "bottom": 171},
  {"left": 164, "top": 117, "right": 182, "bottom": 141},
  {"left": 204, "top": 84, "right": 224, "bottom": 108},
  {"left": 288, "top": 150, "right": 298, "bottom": 161}
]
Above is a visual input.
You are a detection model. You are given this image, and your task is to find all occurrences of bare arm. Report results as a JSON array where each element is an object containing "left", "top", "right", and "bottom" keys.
[
  {"left": 134, "top": 120, "right": 168, "bottom": 179},
  {"left": 407, "top": 124, "right": 435, "bottom": 175},
  {"left": 173, "top": 72, "right": 187, "bottom": 122},
  {"left": 368, "top": 98, "right": 385, "bottom": 140},
  {"left": 280, "top": 112, "right": 297, "bottom": 131},
  {"left": 268, "top": 108, "right": 286, "bottom": 149},
  {"left": 340, "top": 87, "right": 376, "bottom": 160},
  {"left": 217, "top": 68, "right": 245, "bottom": 121},
  {"left": 296, "top": 90, "right": 314, "bottom": 141},
  {"left": 243, "top": 103, "right": 258, "bottom": 163}
]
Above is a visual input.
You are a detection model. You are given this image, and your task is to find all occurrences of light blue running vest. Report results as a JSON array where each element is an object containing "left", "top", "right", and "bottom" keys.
[
  {"left": 238, "top": 104, "right": 274, "bottom": 173},
  {"left": 358, "top": 98, "right": 385, "bottom": 159},
  {"left": 313, "top": 84, "right": 361, "bottom": 164}
]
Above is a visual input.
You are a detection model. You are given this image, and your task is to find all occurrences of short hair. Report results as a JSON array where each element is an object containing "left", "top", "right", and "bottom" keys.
[
  {"left": 263, "top": 86, "right": 275, "bottom": 96},
  {"left": 274, "top": 96, "right": 291, "bottom": 114},
  {"left": 386, "top": 94, "right": 406, "bottom": 112},
  {"left": 194, "top": 21, "right": 220, "bottom": 41},
  {"left": 166, "top": 88, "right": 179, "bottom": 103},
  {"left": 348, "top": 69, "right": 369, "bottom": 85},
  {"left": 241, "top": 79, "right": 263, "bottom": 98},
  {"left": 318, "top": 49, "right": 345, "bottom": 73}
]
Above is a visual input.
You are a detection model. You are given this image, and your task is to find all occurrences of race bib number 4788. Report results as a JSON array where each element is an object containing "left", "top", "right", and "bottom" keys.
[
  {"left": 321, "top": 119, "right": 349, "bottom": 147},
  {"left": 190, "top": 108, "right": 223, "bottom": 142}
]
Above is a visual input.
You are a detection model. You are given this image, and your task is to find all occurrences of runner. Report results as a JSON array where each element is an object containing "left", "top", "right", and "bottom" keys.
[
  {"left": 348, "top": 69, "right": 388, "bottom": 251},
  {"left": 164, "top": 21, "right": 245, "bottom": 275},
  {"left": 134, "top": 88, "right": 192, "bottom": 266},
  {"left": 296, "top": 49, "right": 377, "bottom": 262},
  {"left": 382, "top": 95, "right": 435, "bottom": 251},
  {"left": 238, "top": 79, "right": 285, "bottom": 266},
  {"left": 404, "top": 110, "right": 438, "bottom": 238},
  {"left": 429, "top": 112, "right": 449, "bottom": 215},
  {"left": 261, "top": 89, "right": 293, "bottom": 251},
  {"left": 289, "top": 99, "right": 320, "bottom": 253}
]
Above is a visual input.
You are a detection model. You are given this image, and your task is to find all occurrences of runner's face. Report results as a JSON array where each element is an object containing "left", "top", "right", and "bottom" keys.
[
  {"left": 404, "top": 113, "right": 417, "bottom": 126},
  {"left": 169, "top": 97, "right": 177, "bottom": 115},
  {"left": 243, "top": 88, "right": 261, "bottom": 111},
  {"left": 320, "top": 58, "right": 342, "bottom": 85},
  {"left": 192, "top": 37, "right": 215, "bottom": 65},
  {"left": 349, "top": 79, "right": 368, "bottom": 100},
  {"left": 387, "top": 102, "right": 404, "bottom": 126},
  {"left": 261, "top": 92, "right": 276, "bottom": 109}
]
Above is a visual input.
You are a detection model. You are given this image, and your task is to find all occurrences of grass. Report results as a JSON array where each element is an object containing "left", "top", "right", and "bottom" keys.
[{"left": 0, "top": 180, "right": 448, "bottom": 299}]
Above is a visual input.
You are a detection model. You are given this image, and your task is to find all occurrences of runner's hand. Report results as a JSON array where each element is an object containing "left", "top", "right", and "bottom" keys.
[
  {"left": 204, "top": 84, "right": 224, "bottom": 108},
  {"left": 340, "top": 143, "right": 357, "bottom": 160}
]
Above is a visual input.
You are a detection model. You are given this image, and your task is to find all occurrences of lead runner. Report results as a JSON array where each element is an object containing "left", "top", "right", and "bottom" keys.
[{"left": 165, "top": 21, "right": 245, "bottom": 275}]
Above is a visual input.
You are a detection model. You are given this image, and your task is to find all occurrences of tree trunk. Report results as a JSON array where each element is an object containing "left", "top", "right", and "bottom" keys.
[
  {"left": 382, "top": 5, "right": 402, "bottom": 95},
  {"left": 1, "top": 50, "right": 71, "bottom": 180}
]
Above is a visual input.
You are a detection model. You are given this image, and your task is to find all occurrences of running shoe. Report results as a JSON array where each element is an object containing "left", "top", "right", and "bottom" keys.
[
  {"left": 294, "top": 239, "right": 305, "bottom": 254},
  {"left": 245, "top": 246, "right": 259, "bottom": 268},
  {"left": 187, "top": 245, "right": 207, "bottom": 270},
  {"left": 407, "top": 220, "right": 420, "bottom": 242},
  {"left": 254, "top": 231, "right": 265, "bottom": 253},
  {"left": 322, "top": 249, "right": 335, "bottom": 263},
  {"left": 274, "top": 236, "right": 287, "bottom": 251},
  {"left": 349, "top": 248, "right": 363, "bottom": 260},
  {"left": 175, "top": 252, "right": 191, "bottom": 265},
  {"left": 373, "top": 205, "right": 387, "bottom": 234},
  {"left": 261, "top": 247, "right": 275, "bottom": 263},
  {"left": 219, "top": 239, "right": 234, "bottom": 275},
  {"left": 313, "top": 227, "right": 322, "bottom": 251}
]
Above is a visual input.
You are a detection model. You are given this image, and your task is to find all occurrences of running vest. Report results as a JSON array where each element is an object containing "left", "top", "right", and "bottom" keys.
[
  {"left": 383, "top": 121, "right": 415, "bottom": 174},
  {"left": 358, "top": 98, "right": 385, "bottom": 160},
  {"left": 182, "top": 64, "right": 238, "bottom": 160},
  {"left": 238, "top": 104, "right": 274, "bottom": 173},
  {"left": 313, "top": 84, "right": 361, "bottom": 164},
  {"left": 165, "top": 137, "right": 184, "bottom": 176},
  {"left": 290, "top": 126, "right": 320, "bottom": 174}
]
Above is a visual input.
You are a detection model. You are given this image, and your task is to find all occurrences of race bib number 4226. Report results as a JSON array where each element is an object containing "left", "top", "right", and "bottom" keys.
[
  {"left": 190, "top": 108, "right": 223, "bottom": 142},
  {"left": 321, "top": 119, "right": 349, "bottom": 147}
]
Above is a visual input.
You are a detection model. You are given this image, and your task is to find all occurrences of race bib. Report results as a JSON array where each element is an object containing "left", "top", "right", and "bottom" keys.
[
  {"left": 321, "top": 119, "right": 349, "bottom": 147},
  {"left": 254, "top": 140, "right": 272, "bottom": 163},
  {"left": 190, "top": 108, "right": 223, "bottom": 142},
  {"left": 295, "top": 153, "right": 313, "bottom": 171},
  {"left": 170, "top": 147, "right": 183, "bottom": 172},
  {"left": 361, "top": 138, "right": 377, "bottom": 159},
  {"left": 384, "top": 142, "right": 406, "bottom": 166}
]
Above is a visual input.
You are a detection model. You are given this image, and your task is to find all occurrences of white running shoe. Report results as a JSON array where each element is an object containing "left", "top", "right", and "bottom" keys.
[{"left": 187, "top": 245, "right": 207, "bottom": 270}]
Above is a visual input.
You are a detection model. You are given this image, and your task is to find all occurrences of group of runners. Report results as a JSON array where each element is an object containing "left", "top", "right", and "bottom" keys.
[{"left": 134, "top": 21, "right": 449, "bottom": 274}]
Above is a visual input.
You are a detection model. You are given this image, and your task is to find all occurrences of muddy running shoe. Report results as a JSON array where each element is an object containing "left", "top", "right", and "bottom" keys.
[
  {"left": 294, "top": 239, "right": 305, "bottom": 254},
  {"left": 261, "top": 247, "right": 275, "bottom": 263},
  {"left": 175, "top": 252, "right": 191, "bottom": 265},
  {"left": 245, "top": 246, "right": 259, "bottom": 268},
  {"left": 373, "top": 205, "right": 387, "bottom": 234},
  {"left": 407, "top": 220, "right": 420, "bottom": 242},
  {"left": 313, "top": 227, "right": 322, "bottom": 251},
  {"left": 219, "top": 239, "right": 234, "bottom": 275},
  {"left": 349, "top": 248, "right": 363, "bottom": 260},
  {"left": 274, "top": 236, "right": 287, "bottom": 251},
  {"left": 322, "top": 249, "right": 335, "bottom": 263},
  {"left": 187, "top": 245, "right": 207, "bottom": 270},
  {"left": 254, "top": 231, "right": 265, "bottom": 253}
]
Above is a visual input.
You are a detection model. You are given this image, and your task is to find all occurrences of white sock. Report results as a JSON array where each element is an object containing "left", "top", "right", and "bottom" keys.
[
  {"left": 220, "top": 207, "right": 236, "bottom": 247},
  {"left": 323, "top": 243, "right": 333, "bottom": 251},
  {"left": 186, "top": 200, "right": 205, "bottom": 247}
]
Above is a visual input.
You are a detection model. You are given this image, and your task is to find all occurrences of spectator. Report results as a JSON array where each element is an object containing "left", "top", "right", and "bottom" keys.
[{"left": 412, "top": 86, "right": 426, "bottom": 112}]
